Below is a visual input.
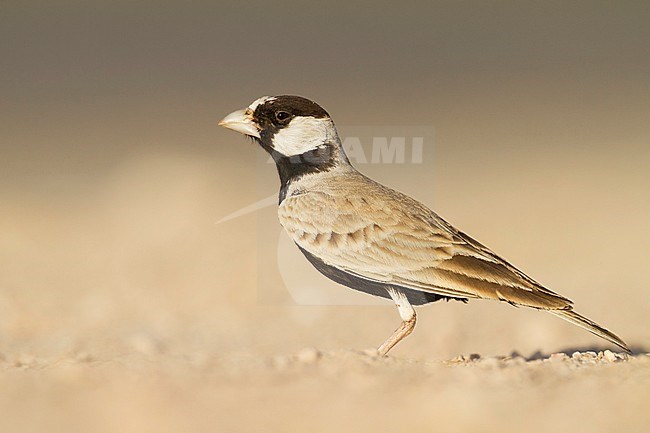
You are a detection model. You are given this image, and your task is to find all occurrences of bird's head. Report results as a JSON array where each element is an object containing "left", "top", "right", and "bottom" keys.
[{"left": 219, "top": 95, "right": 347, "bottom": 164}]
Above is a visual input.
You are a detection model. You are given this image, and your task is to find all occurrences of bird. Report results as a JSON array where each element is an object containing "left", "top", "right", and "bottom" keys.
[{"left": 218, "top": 95, "right": 631, "bottom": 356}]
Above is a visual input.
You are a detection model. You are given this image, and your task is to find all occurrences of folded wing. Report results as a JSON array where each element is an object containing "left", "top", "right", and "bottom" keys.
[{"left": 279, "top": 176, "right": 571, "bottom": 310}]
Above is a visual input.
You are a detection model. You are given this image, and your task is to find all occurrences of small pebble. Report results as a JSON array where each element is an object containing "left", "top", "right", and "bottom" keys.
[
  {"left": 296, "top": 347, "right": 321, "bottom": 364},
  {"left": 603, "top": 350, "right": 617, "bottom": 363},
  {"left": 128, "top": 334, "right": 164, "bottom": 356},
  {"left": 550, "top": 353, "right": 569, "bottom": 362},
  {"left": 14, "top": 354, "right": 37, "bottom": 368},
  {"left": 272, "top": 355, "right": 291, "bottom": 370},
  {"left": 74, "top": 351, "right": 94, "bottom": 363}
]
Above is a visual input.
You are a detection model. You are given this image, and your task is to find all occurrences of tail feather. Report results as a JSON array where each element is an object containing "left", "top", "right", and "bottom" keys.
[{"left": 549, "top": 309, "right": 631, "bottom": 354}]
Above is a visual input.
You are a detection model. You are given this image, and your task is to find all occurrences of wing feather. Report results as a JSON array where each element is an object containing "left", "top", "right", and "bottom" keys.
[{"left": 279, "top": 172, "right": 571, "bottom": 310}]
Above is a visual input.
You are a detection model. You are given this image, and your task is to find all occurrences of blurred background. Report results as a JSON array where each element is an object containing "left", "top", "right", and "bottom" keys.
[{"left": 1, "top": 1, "right": 649, "bottom": 431}]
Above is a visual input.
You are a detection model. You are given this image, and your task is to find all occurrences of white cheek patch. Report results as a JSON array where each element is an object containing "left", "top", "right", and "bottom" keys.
[{"left": 272, "top": 116, "right": 336, "bottom": 156}]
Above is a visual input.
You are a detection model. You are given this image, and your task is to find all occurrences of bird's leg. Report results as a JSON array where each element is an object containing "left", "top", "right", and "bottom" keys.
[{"left": 377, "top": 288, "right": 417, "bottom": 356}]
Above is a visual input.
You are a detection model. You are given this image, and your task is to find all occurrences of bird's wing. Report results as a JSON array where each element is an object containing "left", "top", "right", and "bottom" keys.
[{"left": 278, "top": 175, "right": 572, "bottom": 310}]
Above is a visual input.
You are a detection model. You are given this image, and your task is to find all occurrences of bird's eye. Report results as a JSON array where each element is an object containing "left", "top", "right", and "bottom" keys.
[{"left": 275, "top": 111, "right": 290, "bottom": 121}]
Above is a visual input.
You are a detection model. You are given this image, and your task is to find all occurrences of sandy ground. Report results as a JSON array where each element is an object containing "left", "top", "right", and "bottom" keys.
[
  {"left": 2, "top": 143, "right": 649, "bottom": 432},
  {"left": 0, "top": 348, "right": 648, "bottom": 433}
]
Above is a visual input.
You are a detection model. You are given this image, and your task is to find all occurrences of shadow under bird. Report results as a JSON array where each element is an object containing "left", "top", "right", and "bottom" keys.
[{"left": 219, "top": 95, "right": 631, "bottom": 356}]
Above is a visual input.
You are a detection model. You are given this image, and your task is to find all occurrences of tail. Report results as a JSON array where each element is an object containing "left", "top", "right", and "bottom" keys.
[{"left": 549, "top": 309, "right": 631, "bottom": 354}]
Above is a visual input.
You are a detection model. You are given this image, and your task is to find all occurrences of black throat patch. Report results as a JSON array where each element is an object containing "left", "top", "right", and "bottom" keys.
[
  {"left": 248, "top": 95, "right": 344, "bottom": 203},
  {"left": 270, "top": 145, "right": 338, "bottom": 204}
]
